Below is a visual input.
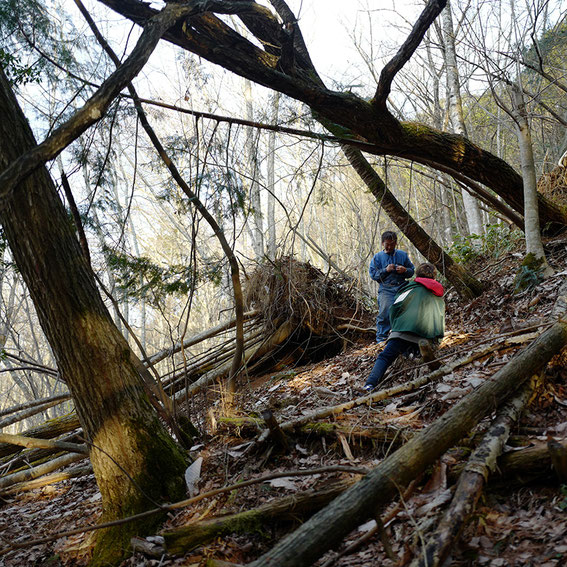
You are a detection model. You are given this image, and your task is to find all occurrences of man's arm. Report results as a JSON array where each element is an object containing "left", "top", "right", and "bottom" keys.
[
  {"left": 369, "top": 253, "right": 388, "bottom": 282},
  {"left": 402, "top": 252, "right": 415, "bottom": 278}
]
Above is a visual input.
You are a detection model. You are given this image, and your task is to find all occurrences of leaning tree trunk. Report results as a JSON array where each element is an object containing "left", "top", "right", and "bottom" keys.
[
  {"left": 341, "top": 145, "right": 483, "bottom": 298},
  {"left": 0, "top": 69, "right": 186, "bottom": 566}
]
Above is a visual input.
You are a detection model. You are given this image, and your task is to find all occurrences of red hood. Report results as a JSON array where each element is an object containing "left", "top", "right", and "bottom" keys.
[{"left": 415, "top": 277, "right": 444, "bottom": 297}]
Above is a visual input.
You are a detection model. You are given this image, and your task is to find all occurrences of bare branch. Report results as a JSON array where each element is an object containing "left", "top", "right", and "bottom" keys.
[{"left": 373, "top": 0, "right": 447, "bottom": 108}]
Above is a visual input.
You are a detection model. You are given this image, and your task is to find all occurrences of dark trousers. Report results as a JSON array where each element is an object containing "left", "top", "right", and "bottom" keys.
[
  {"left": 376, "top": 286, "right": 397, "bottom": 341},
  {"left": 366, "top": 338, "right": 416, "bottom": 388}
]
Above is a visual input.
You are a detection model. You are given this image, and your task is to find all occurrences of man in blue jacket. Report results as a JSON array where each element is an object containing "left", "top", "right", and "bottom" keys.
[
  {"left": 369, "top": 231, "right": 414, "bottom": 342},
  {"left": 363, "top": 262, "right": 445, "bottom": 392}
]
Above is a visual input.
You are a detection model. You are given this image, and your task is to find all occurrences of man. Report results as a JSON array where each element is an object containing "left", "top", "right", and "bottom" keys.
[
  {"left": 364, "top": 262, "right": 445, "bottom": 392},
  {"left": 369, "top": 231, "right": 415, "bottom": 342}
]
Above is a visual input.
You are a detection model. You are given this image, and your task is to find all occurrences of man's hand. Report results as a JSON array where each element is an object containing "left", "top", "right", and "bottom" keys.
[
  {"left": 396, "top": 265, "right": 407, "bottom": 274},
  {"left": 386, "top": 264, "right": 395, "bottom": 272}
]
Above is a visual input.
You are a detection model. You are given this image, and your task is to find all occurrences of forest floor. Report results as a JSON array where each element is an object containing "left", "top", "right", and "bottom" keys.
[{"left": 2, "top": 238, "right": 567, "bottom": 567}]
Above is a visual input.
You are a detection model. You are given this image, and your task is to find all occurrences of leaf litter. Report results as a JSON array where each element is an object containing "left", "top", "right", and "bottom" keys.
[{"left": 1, "top": 243, "right": 567, "bottom": 566}]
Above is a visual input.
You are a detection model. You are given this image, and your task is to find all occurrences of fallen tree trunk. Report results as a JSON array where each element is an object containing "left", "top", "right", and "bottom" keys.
[
  {"left": 410, "top": 377, "right": 537, "bottom": 567},
  {"left": 1, "top": 464, "right": 93, "bottom": 496},
  {"left": 248, "top": 320, "right": 567, "bottom": 567},
  {"left": 0, "top": 432, "right": 87, "bottom": 455},
  {"left": 178, "top": 321, "right": 294, "bottom": 399},
  {"left": 146, "top": 310, "right": 260, "bottom": 366},
  {"left": 0, "top": 452, "right": 87, "bottom": 490},
  {"left": 496, "top": 438, "right": 567, "bottom": 481},
  {"left": 163, "top": 478, "right": 356, "bottom": 555},
  {"left": 0, "top": 432, "right": 83, "bottom": 473},
  {"left": 0, "top": 413, "right": 80, "bottom": 459},
  {"left": 218, "top": 417, "right": 411, "bottom": 447}
]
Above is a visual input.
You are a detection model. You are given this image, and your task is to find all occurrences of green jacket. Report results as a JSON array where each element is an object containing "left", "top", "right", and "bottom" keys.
[{"left": 389, "top": 278, "right": 445, "bottom": 340}]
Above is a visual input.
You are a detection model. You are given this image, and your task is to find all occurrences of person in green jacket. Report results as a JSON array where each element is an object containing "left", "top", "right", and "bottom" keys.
[{"left": 363, "top": 262, "right": 445, "bottom": 392}]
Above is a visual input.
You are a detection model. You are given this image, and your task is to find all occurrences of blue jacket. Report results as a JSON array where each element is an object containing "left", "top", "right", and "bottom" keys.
[{"left": 369, "top": 249, "right": 414, "bottom": 290}]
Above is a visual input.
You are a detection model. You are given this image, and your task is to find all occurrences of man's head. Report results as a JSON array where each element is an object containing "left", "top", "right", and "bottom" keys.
[
  {"left": 381, "top": 231, "right": 397, "bottom": 254},
  {"left": 416, "top": 263, "right": 436, "bottom": 279}
]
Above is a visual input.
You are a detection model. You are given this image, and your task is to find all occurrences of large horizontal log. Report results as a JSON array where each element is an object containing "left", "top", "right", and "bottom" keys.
[
  {"left": 0, "top": 413, "right": 80, "bottom": 458},
  {"left": 217, "top": 417, "right": 411, "bottom": 447},
  {"left": 0, "top": 452, "right": 87, "bottom": 490},
  {"left": 249, "top": 321, "right": 567, "bottom": 567}
]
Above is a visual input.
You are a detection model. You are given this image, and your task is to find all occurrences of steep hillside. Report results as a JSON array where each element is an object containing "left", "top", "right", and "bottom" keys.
[{"left": 1, "top": 238, "right": 567, "bottom": 567}]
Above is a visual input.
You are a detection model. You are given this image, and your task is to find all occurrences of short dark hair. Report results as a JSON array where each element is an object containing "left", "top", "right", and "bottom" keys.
[
  {"left": 381, "top": 230, "right": 397, "bottom": 243},
  {"left": 416, "top": 263, "right": 436, "bottom": 279}
]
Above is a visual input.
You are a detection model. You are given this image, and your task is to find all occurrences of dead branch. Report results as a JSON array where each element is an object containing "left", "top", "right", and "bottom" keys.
[
  {"left": 0, "top": 397, "right": 73, "bottom": 430},
  {"left": 0, "top": 393, "right": 70, "bottom": 419},
  {"left": 218, "top": 417, "right": 410, "bottom": 446},
  {"left": 320, "top": 479, "right": 421, "bottom": 567},
  {"left": 0, "top": 433, "right": 87, "bottom": 455},
  {"left": 249, "top": 320, "right": 567, "bottom": 567},
  {"left": 0, "top": 432, "right": 83, "bottom": 473},
  {"left": 0, "top": 413, "right": 80, "bottom": 459},
  {"left": 374, "top": 0, "right": 447, "bottom": 107},
  {"left": 177, "top": 320, "right": 294, "bottom": 399},
  {"left": 410, "top": 376, "right": 537, "bottom": 567},
  {"left": 0, "top": 452, "right": 87, "bottom": 490},
  {"left": 0, "top": 464, "right": 93, "bottom": 496},
  {"left": 146, "top": 310, "right": 259, "bottom": 366}
]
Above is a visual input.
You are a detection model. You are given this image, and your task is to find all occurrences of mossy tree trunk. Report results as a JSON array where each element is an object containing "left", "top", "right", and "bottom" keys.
[
  {"left": 0, "top": 68, "right": 186, "bottom": 565},
  {"left": 99, "top": 0, "right": 567, "bottom": 233}
]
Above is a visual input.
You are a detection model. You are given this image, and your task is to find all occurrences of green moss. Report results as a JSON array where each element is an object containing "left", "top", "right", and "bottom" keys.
[
  {"left": 90, "top": 420, "right": 188, "bottom": 566},
  {"left": 163, "top": 508, "right": 267, "bottom": 555},
  {"left": 301, "top": 422, "right": 336, "bottom": 434}
]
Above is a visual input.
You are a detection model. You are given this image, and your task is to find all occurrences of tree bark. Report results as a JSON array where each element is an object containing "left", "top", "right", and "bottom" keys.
[
  {"left": 248, "top": 320, "right": 567, "bottom": 567},
  {"left": 0, "top": 68, "right": 186, "bottom": 565},
  {"left": 510, "top": 84, "right": 549, "bottom": 264}
]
